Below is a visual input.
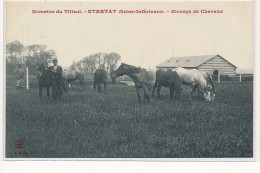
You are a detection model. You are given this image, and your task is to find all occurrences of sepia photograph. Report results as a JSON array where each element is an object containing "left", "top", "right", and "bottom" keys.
[{"left": 4, "top": 0, "right": 254, "bottom": 159}]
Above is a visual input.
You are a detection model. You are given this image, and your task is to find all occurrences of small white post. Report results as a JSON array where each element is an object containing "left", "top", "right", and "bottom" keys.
[
  {"left": 218, "top": 70, "right": 220, "bottom": 83},
  {"left": 26, "top": 67, "right": 29, "bottom": 90}
]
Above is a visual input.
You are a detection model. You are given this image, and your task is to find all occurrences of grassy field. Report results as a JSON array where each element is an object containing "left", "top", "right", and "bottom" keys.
[{"left": 5, "top": 75, "right": 253, "bottom": 158}]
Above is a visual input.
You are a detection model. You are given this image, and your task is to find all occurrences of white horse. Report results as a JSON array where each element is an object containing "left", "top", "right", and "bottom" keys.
[
  {"left": 173, "top": 67, "right": 212, "bottom": 101},
  {"left": 199, "top": 71, "right": 216, "bottom": 101},
  {"left": 63, "top": 70, "right": 84, "bottom": 89}
]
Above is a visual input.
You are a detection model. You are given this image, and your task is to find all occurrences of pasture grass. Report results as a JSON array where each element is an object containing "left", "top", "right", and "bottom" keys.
[{"left": 5, "top": 80, "right": 253, "bottom": 158}]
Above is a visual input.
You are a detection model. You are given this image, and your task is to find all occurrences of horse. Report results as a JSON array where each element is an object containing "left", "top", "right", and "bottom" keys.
[
  {"left": 199, "top": 71, "right": 216, "bottom": 101},
  {"left": 152, "top": 69, "right": 182, "bottom": 100},
  {"left": 63, "top": 70, "right": 84, "bottom": 89},
  {"left": 36, "top": 64, "right": 67, "bottom": 99},
  {"left": 172, "top": 67, "right": 212, "bottom": 101},
  {"left": 94, "top": 69, "right": 107, "bottom": 93},
  {"left": 36, "top": 64, "right": 52, "bottom": 99},
  {"left": 111, "top": 63, "right": 154, "bottom": 105},
  {"left": 189, "top": 71, "right": 216, "bottom": 101}
]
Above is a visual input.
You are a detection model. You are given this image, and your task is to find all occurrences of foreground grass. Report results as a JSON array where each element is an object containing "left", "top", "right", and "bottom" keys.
[{"left": 6, "top": 82, "right": 253, "bottom": 158}]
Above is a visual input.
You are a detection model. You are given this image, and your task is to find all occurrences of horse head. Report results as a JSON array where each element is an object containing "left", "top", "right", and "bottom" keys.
[
  {"left": 111, "top": 63, "right": 127, "bottom": 79},
  {"left": 36, "top": 63, "right": 46, "bottom": 72}
]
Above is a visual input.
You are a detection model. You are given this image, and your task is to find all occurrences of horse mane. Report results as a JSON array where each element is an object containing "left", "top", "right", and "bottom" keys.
[{"left": 122, "top": 63, "right": 147, "bottom": 73}]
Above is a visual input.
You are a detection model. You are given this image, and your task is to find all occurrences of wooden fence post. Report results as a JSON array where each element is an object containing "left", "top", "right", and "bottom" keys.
[
  {"left": 218, "top": 70, "right": 220, "bottom": 83},
  {"left": 26, "top": 67, "right": 29, "bottom": 90}
]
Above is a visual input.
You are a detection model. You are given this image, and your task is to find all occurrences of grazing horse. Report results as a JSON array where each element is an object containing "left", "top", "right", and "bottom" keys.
[
  {"left": 94, "top": 69, "right": 107, "bottom": 93},
  {"left": 36, "top": 64, "right": 52, "bottom": 99},
  {"left": 200, "top": 71, "right": 216, "bottom": 101},
  {"left": 173, "top": 67, "right": 212, "bottom": 101},
  {"left": 111, "top": 63, "right": 154, "bottom": 105},
  {"left": 152, "top": 69, "right": 182, "bottom": 100},
  {"left": 63, "top": 70, "right": 84, "bottom": 89}
]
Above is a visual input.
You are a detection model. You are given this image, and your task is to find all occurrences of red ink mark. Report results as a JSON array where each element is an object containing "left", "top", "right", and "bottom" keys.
[{"left": 15, "top": 140, "right": 23, "bottom": 149}]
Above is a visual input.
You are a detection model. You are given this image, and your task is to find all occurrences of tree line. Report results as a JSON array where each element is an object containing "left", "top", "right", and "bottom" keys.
[
  {"left": 6, "top": 41, "right": 56, "bottom": 74},
  {"left": 70, "top": 52, "right": 121, "bottom": 74},
  {"left": 6, "top": 41, "right": 121, "bottom": 74}
]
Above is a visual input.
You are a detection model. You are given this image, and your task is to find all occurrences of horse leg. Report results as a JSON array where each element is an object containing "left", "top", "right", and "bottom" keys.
[
  {"left": 190, "top": 84, "right": 196, "bottom": 100},
  {"left": 47, "top": 87, "right": 50, "bottom": 98},
  {"left": 194, "top": 84, "right": 200, "bottom": 98},
  {"left": 104, "top": 82, "right": 107, "bottom": 94},
  {"left": 196, "top": 85, "right": 200, "bottom": 98},
  {"left": 135, "top": 86, "right": 141, "bottom": 105},
  {"left": 39, "top": 87, "right": 42, "bottom": 99},
  {"left": 197, "top": 86, "right": 202, "bottom": 99},
  {"left": 57, "top": 80, "right": 62, "bottom": 99},
  {"left": 52, "top": 85, "right": 57, "bottom": 99},
  {"left": 152, "top": 80, "right": 158, "bottom": 97},
  {"left": 157, "top": 84, "right": 162, "bottom": 98},
  {"left": 98, "top": 83, "right": 101, "bottom": 93},
  {"left": 94, "top": 81, "right": 96, "bottom": 91},
  {"left": 169, "top": 86, "right": 174, "bottom": 100},
  {"left": 192, "top": 85, "right": 195, "bottom": 97},
  {"left": 175, "top": 83, "right": 182, "bottom": 100},
  {"left": 79, "top": 79, "right": 84, "bottom": 88},
  {"left": 142, "top": 85, "right": 150, "bottom": 104}
]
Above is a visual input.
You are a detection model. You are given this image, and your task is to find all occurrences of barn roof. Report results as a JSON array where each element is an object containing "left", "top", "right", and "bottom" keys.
[{"left": 156, "top": 55, "right": 237, "bottom": 68}]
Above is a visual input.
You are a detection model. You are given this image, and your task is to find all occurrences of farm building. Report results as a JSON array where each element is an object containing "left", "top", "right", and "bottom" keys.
[{"left": 156, "top": 54, "right": 237, "bottom": 76}]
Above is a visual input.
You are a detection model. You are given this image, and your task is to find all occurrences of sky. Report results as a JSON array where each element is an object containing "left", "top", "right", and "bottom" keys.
[{"left": 6, "top": 1, "right": 254, "bottom": 71}]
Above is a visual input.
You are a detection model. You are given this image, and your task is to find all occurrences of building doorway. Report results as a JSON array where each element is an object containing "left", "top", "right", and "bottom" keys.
[{"left": 212, "top": 70, "right": 219, "bottom": 81}]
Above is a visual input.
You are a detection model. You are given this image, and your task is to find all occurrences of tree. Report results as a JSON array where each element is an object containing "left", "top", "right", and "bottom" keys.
[
  {"left": 6, "top": 41, "right": 25, "bottom": 63},
  {"left": 25, "top": 44, "right": 56, "bottom": 69},
  {"left": 6, "top": 41, "right": 57, "bottom": 74},
  {"left": 88, "top": 55, "right": 98, "bottom": 73},
  {"left": 104, "top": 52, "right": 121, "bottom": 73},
  {"left": 70, "top": 52, "right": 121, "bottom": 74}
]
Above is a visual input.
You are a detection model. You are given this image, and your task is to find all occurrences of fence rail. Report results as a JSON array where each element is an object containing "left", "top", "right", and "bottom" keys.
[{"left": 212, "top": 74, "right": 253, "bottom": 82}]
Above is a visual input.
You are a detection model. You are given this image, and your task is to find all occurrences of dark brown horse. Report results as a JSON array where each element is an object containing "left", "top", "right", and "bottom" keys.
[
  {"left": 94, "top": 69, "right": 107, "bottom": 93},
  {"left": 36, "top": 64, "right": 67, "bottom": 99},
  {"left": 152, "top": 69, "right": 182, "bottom": 100},
  {"left": 36, "top": 64, "right": 52, "bottom": 99},
  {"left": 111, "top": 63, "right": 154, "bottom": 105}
]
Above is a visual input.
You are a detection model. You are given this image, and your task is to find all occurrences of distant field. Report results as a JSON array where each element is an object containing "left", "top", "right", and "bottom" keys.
[{"left": 5, "top": 76, "right": 253, "bottom": 158}]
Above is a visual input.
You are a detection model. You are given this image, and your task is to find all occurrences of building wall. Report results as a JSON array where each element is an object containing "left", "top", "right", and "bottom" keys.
[
  {"left": 156, "top": 55, "right": 236, "bottom": 76},
  {"left": 197, "top": 56, "right": 236, "bottom": 76},
  {"left": 156, "top": 67, "right": 194, "bottom": 70}
]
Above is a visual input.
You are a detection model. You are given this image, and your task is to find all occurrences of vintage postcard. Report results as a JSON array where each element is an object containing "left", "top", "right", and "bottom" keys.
[{"left": 4, "top": 0, "right": 255, "bottom": 160}]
